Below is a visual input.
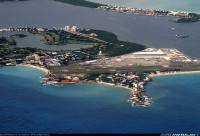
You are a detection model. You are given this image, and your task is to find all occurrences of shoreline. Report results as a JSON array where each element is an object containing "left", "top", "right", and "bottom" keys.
[
  {"left": 97, "top": 81, "right": 133, "bottom": 91},
  {"left": 12, "top": 64, "right": 200, "bottom": 79},
  {"left": 18, "top": 64, "right": 50, "bottom": 74},
  {"left": 97, "top": 71, "right": 200, "bottom": 90},
  {"left": 149, "top": 70, "right": 200, "bottom": 77},
  {"left": 54, "top": 0, "right": 200, "bottom": 14}
]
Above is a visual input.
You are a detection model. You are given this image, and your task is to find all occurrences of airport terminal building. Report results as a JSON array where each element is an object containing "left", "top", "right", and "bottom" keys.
[{"left": 133, "top": 51, "right": 166, "bottom": 57}]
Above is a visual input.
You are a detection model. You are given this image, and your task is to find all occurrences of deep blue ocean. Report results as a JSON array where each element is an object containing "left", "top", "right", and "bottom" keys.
[{"left": 0, "top": 66, "right": 200, "bottom": 133}]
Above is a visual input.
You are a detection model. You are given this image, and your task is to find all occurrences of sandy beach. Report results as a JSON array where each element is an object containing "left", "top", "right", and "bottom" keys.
[
  {"left": 97, "top": 81, "right": 133, "bottom": 91},
  {"left": 18, "top": 64, "right": 50, "bottom": 74},
  {"left": 149, "top": 70, "right": 200, "bottom": 77},
  {"left": 97, "top": 71, "right": 200, "bottom": 91}
]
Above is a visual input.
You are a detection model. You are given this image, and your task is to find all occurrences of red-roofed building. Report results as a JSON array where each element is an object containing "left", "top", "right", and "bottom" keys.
[
  {"left": 72, "top": 80, "right": 80, "bottom": 82},
  {"left": 61, "top": 80, "right": 71, "bottom": 83}
]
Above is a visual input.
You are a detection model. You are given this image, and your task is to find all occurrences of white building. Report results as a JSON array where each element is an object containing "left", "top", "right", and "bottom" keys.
[
  {"left": 26, "top": 54, "right": 40, "bottom": 61},
  {"left": 65, "top": 25, "right": 71, "bottom": 31},
  {"left": 37, "top": 28, "right": 44, "bottom": 32},
  {"left": 71, "top": 26, "right": 78, "bottom": 32},
  {"left": 99, "top": 51, "right": 102, "bottom": 56},
  {"left": 133, "top": 51, "right": 166, "bottom": 57}
]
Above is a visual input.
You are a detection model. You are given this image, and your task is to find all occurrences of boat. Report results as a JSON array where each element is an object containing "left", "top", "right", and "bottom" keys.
[{"left": 176, "top": 34, "right": 189, "bottom": 38}]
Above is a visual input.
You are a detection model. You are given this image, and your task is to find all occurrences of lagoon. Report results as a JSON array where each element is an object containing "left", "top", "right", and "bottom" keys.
[
  {"left": 0, "top": 0, "right": 200, "bottom": 57},
  {"left": 0, "top": 31, "right": 93, "bottom": 51}
]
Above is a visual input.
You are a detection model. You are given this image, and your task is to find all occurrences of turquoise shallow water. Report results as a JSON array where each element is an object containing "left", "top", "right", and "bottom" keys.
[
  {"left": 0, "top": 66, "right": 200, "bottom": 133},
  {"left": 88, "top": 0, "right": 200, "bottom": 13}
]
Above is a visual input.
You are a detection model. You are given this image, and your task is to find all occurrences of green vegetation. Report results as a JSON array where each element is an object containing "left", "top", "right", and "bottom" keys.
[
  {"left": 176, "top": 18, "right": 199, "bottom": 23},
  {"left": 10, "top": 34, "right": 27, "bottom": 38},
  {"left": 170, "top": 65, "right": 183, "bottom": 68},
  {"left": 67, "top": 40, "right": 92, "bottom": 45},
  {"left": 0, "top": 46, "right": 43, "bottom": 60},
  {"left": 160, "top": 69, "right": 181, "bottom": 72},
  {"left": 175, "top": 13, "right": 200, "bottom": 23},
  {"left": 81, "top": 29, "right": 119, "bottom": 43},
  {"left": 0, "top": 36, "right": 44, "bottom": 60},
  {"left": 51, "top": 71, "right": 112, "bottom": 75},
  {"left": 29, "top": 31, "right": 63, "bottom": 45},
  {"left": 0, "top": 28, "right": 145, "bottom": 63},
  {"left": 28, "top": 29, "right": 145, "bottom": 57},
  {"left": 182, "top": 69, "right": 200, "bottom": 72},
  {"left": 80, "top": 29, "right": 145, "bottom": 56},
  {"left": 50, "top": 65, "right": 157, "bottom": 75},
  {"left": 133, "top": 65, "right": 163, "bottom": 69},
  {"left": 3, "top": 54, "right": 24, "bottom": 59},
  {"left": 53, "top": 0, "right": 106, "bottom": 8},
  {"left": 29, "top": 30, "right": 94, "bottom": 45},
  {"left": 47, "top": 66, "right": 64, "bottom": 71},
  {"left": 188, "top": 65, "right": 200, "bottom": 67},
  {"left": 85, "top": 72, "right": 102, "bottom": 80},
  {"left": 0, "top": 37, "right": 16, "bottom": 46}
]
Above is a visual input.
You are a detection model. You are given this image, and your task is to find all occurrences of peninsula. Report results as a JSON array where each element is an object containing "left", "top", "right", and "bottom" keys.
[
  {"left": 1, "top": 27, "right": 145, "bottom": 57},
  {"left": 98, "top": 5, "right": 200, "bottom": 23},
  {"left": 1, "top": 26, "right": 200, "bottom": 107},
  {"left": 52, "top": 0, "right": 200, "bottom": 23}
]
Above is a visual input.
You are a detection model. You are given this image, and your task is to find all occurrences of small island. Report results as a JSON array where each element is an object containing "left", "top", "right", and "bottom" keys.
[{"left": 10, "top": 34, "right": 28, "bottom": 38}]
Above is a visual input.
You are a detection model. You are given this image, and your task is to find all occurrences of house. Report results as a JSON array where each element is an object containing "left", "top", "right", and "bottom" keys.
[{"left": 61, "top": 80, "right": 71, "bottom": 83}]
